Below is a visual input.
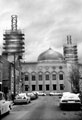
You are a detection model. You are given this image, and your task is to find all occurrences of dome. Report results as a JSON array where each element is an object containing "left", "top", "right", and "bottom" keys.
[{"left": 38, "top": 48, "right": 64, "bottom": 61}]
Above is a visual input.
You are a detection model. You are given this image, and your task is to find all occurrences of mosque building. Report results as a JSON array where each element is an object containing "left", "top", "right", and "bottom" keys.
[{"left": 21, "top": 35, "right": 78, "bottom": 94}]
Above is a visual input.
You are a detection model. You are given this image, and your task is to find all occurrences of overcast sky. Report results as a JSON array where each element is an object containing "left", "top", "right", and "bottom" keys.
[{"left": 0, "top": 0, "right": 82, "bottom": 63}]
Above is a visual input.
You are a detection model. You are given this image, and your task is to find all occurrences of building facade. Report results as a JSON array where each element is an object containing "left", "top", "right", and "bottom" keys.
[
  {"left": 0, "top": 55, "right": 21, "bottom": 96},
  {"left": 21, "top": 48, "right": 71, "bottom": 94},
  {"left": 21, "top": 36, "right": 80, "bottom": 94},
  {"left": 0, "top": 56, "right": 11, "bottom": 94}
]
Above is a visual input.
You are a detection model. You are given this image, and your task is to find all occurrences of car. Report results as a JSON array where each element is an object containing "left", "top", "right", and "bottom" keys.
[
  {"left": 32, "top": 91, "right": 38, "bottom": 99},
  {"left": 14, "top": 93, "right": 31, "bottom": 104},
  {"left": 0, "top": 92, "right": 12, "bottom": 116},
  {"left": 55, "top": 92, "right": 63, "bottom": 96},
  {"left": 49, "top": 91, "right": 62, "bottom": 97},
  {"left": 58, "top": 92, "right": 70, "bottom": 99},
  {"left": 49, "top": 92, "right": 55, "bottom": 96},
  {"left": 37, "top": 92, "right": 46, "bottom": 96},
  {"left": 32, "top": 91, "right": 39, "bottom": 95},
  {"left": 62, "top": 92, "right": 71, "bottom": 95},
  {"left": 27, "top": 92, "right": 37, "bottom": 100},
  {"left": 59, "top": 92, "right": 81, "bottom": 110}
]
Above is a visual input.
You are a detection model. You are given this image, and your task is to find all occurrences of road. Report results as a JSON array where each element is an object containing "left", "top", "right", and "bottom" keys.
[{"left": 2, "top": 96, "right": 82, "bottom": 120}]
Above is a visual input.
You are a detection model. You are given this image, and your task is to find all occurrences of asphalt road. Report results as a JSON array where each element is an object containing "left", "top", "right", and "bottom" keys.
[{"left": 2, "top": 96, "right": 82, "bottom": 120}]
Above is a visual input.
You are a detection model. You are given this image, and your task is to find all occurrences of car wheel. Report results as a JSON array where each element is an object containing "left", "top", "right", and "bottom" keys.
[
  {"left": 26, "top": 100, "right": 28, "bottom": 104},
  {"left": 29, "top": 100, "right": 31, "bottom": 103},
  {"left": 60, "top": 104, "right": 63, "bottom": 110},
  {"left": 7, "top": 105, "right": 11, "bottom": 114},
  {"left": 9, "top": 105, "right": 12, "bottom": 110},
  {"left": 7, "top": 110, "right": 10, "bottom": 114}
]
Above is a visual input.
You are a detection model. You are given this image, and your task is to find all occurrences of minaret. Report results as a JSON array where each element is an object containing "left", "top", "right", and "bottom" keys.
[
  {"left": 2, "top": 15, "right": 25, "bottom": 95},
  {"left": 63, "top": 35, "right": 78, "bottom": 63},
  {"left": 2, "top": 15, "right": 25, "bottom": 61}
]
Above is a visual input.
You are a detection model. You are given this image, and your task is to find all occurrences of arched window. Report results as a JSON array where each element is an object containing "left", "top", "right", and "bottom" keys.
[
  {"left": 25, "top": 73, "right": 29, "bottom": 81},
  {"left": 52, "top": 72, "right": 56, "bottom": 80},
  {"left": 59, "top": 72, "right": 64, "bottom": 80},
  {"left": 45, "top": 72, "right": 50, "bottom": 80},
  {"left": 38, "top": 72, "right": 43, "bottom": 81},
  {"left": 31, "top": 72, "right": 36, "bottom": 81}
]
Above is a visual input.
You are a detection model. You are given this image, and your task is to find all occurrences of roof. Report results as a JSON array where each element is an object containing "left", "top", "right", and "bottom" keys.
[{"left": 38, "top": 48, "right": 64, "bottom": 61}]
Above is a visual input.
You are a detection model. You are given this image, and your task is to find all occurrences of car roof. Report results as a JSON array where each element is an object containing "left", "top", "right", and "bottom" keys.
[{"left": 62, "top": 93, "right": 79, "bottom": 97}]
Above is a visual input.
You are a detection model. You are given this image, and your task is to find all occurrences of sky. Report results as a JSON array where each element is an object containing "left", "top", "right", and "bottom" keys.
[{"left": 0, "top": 0, "right": 82, "bottom": 63}]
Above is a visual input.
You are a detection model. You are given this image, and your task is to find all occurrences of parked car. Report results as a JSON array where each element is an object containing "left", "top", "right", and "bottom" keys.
[
  {"left": 14, "top": 93, "right": 31, "bottom": 104},
  {"left": 49, "top": 92, "right": 55, "bottom": 96},
  {"left": 37, "top": 92, "right": 46, "bottom": 96},
  {"left": 59, "top": 92, "right": 81, "bottom": 110},
  {"left": 59, "top": 92, "right": 70, "bottom": 99},
  {"left": 32, "top": 91, "right": 38, "bottom": 99},
  {"left": 49, "top": 91, "right": 62, "bottom": 97},
  {"left": 27, "top": 92, "right": 37, "bottom": 100},
  {"left": 0, "top": 92, "right": 12, "bottom": 116},
  {"left": 55, "top": 92, "right": 63, "bottom": 97}
]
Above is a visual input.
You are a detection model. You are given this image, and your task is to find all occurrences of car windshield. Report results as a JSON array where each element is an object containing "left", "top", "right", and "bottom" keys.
[{"left": 0, "top": 93, "right": 2, "bottom": 100}]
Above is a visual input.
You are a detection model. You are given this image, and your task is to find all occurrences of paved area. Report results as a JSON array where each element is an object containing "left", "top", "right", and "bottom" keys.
[{"left": 2, "top": 96, "right": 82, "bottom": 120}]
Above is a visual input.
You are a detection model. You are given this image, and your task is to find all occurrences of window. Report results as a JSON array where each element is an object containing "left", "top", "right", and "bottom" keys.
[
  {"left": 39, "top": 75, "right": 42, "bottom": 80},
  {"left": 38, "top": 72, "right": 43, "bottom": 81},
  {"left": 53, "top": 84, "right": 56, "bottom": 90},
  {"left": 59, "top": 66, "right": 63, "bottom": 69},
  {"left": 25, "top": 75, "right": 29, "bottom": 81},
  {"left": 46, "top": 85, "right": 49, "bottom": 90},
  {"left": 32, "top": 85, "right": 35, "bottom": 91},
  {"left": 32, "top": 73, "right": 36, "bottom": 81},
  {"left": 52, "top": 74, "right": 56, "bottom": 80},
  {"left": 3, "top": 87, "right": 8, "bottom": 94},
  {"left": 59, "top": 74, "right": 63, "bottom": 80},
  {"left": 25, "top": 85, "right": 28, "bottom": 91},
  {"left": 60, "top": 84, "right": 64, "bottom": 90},
  {"left": 39, "top": 85, "right": 42, "bottom": 91},
  {"left": 32, "top": 75, "right": 36, "bottom": 81},
  {"left": 45, "top": 72, "right": 49, "bottom": 80},
  {"left": 46, "top": 74, "right": 49, "bottom": 80}
]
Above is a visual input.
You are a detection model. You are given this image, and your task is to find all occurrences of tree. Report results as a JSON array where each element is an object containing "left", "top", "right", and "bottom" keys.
[{"left": 69, "top": 65, "right": 80, "bottom": 93}]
